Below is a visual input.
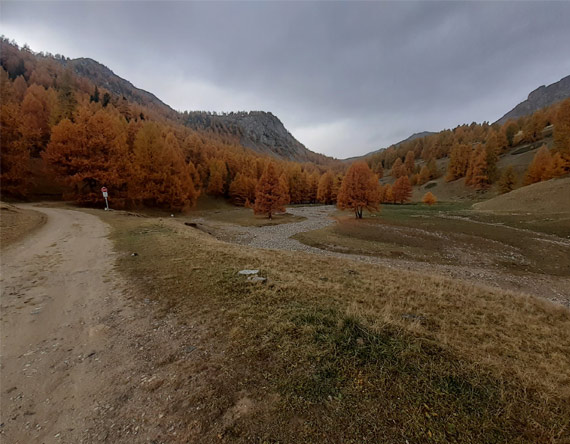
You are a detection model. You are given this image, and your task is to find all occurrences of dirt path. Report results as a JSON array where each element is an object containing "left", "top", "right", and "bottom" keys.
[
  {"left": 0, "top": 205, "right": 132, "bottom": 443},
  {"left": 190, "top": 206, "right": 570, "bottom": 306}
]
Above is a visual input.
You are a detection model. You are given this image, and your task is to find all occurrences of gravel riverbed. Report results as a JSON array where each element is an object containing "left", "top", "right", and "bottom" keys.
[{"left": 187, "top": 205, "right": 570, "bottom": 306}]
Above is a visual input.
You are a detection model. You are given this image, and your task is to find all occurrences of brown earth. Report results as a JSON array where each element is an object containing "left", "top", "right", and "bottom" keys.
[
  {"left": 0, "top": 202, "right": 47, "bottom": 249},
  {"left": 0, "top": 206, "right": 137, "bottom": 443}
]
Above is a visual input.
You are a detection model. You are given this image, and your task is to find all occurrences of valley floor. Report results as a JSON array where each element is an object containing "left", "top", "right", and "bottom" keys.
[
  {"left": 187, "top": 204, "right": 570, "bottom": 306},
  {"left": 1, "top": 202, "right": 569, "bottom": 443}
]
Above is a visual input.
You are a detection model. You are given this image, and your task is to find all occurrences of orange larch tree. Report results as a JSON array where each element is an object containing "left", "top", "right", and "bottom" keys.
[
  {"left": 524, "top": 145, "right": 554, "bottom": 185},
  {"left": 20, "top": 84, "right": 52, "bottom": 156},
  {"left": 206, "top": 159, "right": 227, "bottom": 196},
  {"left": 254, "top": 162, "right": 289, "bottom": 219},
  {"left": 372, "top": 161, "right": 384, "bottom": 178},
  {"left": 404, "top": 150, "right": 415, "bottom": 175},
  {"left": 279, "top": 172, "right": 290, "bottom": 206},
  {"left": 417, "top": 165, "right": 431, "bottom": 185},
  {"left": 229, "top": 172, "right": 257, "bottom": 206},
  {"left": 391, "top": 157, "right": 405, "bottom": 178},
  {"left": 422, "top": 191, "right": 437, "bottom": 205},
  {"left": 465, "top": 146, "right": 489, "bottom": 189},
  {"left": 130, "top": 122, "right": 198, "bottom": 210},
  {"left": 317, "top": 171, "right": 335, "bottom": 204},
  {"left": 0, "top": 102, "right": 30, "bottom": 197},
  {"left": 337, "top": 162, "right": 381, "bottom": 218},
  {"left": 304, "top": 171, "right": 319, "bottom": 204},
  {"left": 43, "top": 107, "right": 132, "bottom": 205},
  {"left": 445, "top": 144, "right": 470, "bottom": 181},
  {"left": 392, "top": 175, "right": 412, "bottom": 204}
]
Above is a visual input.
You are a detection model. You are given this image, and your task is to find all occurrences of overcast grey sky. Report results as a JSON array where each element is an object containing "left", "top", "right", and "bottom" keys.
[{"left": 2, "top": 1, "right": 570, "bottom": 158}]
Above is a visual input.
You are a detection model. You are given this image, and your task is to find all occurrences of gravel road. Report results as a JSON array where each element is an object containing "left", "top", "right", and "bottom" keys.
[{"left": 1, "top": 206, "right": 132, "bottom": 443}]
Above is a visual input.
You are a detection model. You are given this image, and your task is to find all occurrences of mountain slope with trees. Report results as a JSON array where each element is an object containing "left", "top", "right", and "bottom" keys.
[
  {"left": 1, "top": 37, "right": 568, "bottom": 213},
  {"left": 0, "top": 38, "right": 344, "bottom": 210},
  {"left": 0, "top": 38, "right": 330, "bottom": 164}
]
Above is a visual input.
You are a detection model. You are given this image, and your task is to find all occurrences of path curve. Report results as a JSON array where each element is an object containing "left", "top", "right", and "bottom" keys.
[{"left": 1, "top": 205, "right": 130, "bottom": 443}]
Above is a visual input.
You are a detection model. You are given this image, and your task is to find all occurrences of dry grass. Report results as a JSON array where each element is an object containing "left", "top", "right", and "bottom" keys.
[
  {"left": 294, "top": 204, "right": 570, "bottom": 272},
  {"left": 189, "top": 207, "right": 306, "bottom": 227},
  {"left": 473, "top": 176, "right": 570, "bottom": 214},
  {"left": 0, "top": 202, "right": 46, "bottom": 249},
  {"left": 96, "top": 209, "right": 570, "bottom": 443}
]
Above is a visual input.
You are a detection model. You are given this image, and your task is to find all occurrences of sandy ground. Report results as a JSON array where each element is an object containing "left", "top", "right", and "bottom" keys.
[
  {"left": 0, "top": 205, "right": 133, "bottom": 443},
  {"left": 189, "top": 206, "right": 570, "bottom": 306}
]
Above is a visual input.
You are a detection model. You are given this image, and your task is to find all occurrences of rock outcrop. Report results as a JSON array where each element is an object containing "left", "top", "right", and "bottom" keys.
[
  {"left": 183, "top": 111, "right": 330, "bottom": 163},
  {"left": 495, "top": 75, "right": 570, "bottom": 124}
]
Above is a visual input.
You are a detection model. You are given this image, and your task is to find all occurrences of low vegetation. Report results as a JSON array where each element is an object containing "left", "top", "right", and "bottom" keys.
[
  {"left": 292, "top": 203, "right": 570, "bottom": 302},
  {"left": 473, "top": 176, "right": 570, "bottom": 216},
  {"left": 97, "top": 210, "right": 570, "bottom": 443},
  {"left": 0, "top": 202, "right": 46, "bottom": 248}
]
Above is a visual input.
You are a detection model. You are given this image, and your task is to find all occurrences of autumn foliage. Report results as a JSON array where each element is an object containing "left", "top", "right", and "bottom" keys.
[
  {"left": 392, "top": 176, "right": 412, "bottom": 204},
  {"left": 253, "top": 162, "right": 289, "bottom": 219},
  {"left": 1, "top": 38, "right": 350, "bottom": 210},
  {"left": 498, "top": 166, "right": 517, "bottom": 194},
  {"left": 0, "top": 102, "right": 29, "bottom": 197},
  {"left": 337, "top": 162, "right": 381, "bottom": 218},
  {"left": 2, "top": 38, "right": 568, "bottom": 211},
  {"left": 422, "top": 191, "right": 437, "bottom": 205}
]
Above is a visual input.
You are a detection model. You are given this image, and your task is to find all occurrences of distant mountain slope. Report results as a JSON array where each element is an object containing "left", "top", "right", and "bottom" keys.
[
  {"left": 344, "top": 131, "right": 435, "bottom": 161},
  {"left": 67, "top": 58, "right": 179, "bottom": 120},
  {"left": 61, "top": 58, "right": 331, "bottom": 164},
  {"left": 496, "top": 75, "right": 570, "bottom": 125},
  {"left": 183, "top": 111, "right": 331, "bottom": 164},
  {"left": 393, "top": 131, "right": 436, "bottom": 147}
]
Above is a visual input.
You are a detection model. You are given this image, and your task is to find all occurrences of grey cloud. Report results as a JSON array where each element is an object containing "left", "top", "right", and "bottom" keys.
[{"left": 2, "top": 1, "right": 570, "bottom": 157}]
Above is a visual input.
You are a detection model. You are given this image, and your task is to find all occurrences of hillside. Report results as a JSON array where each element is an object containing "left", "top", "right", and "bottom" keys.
[
  {"left": 66, "top": 58, "right": 179, "bottom": 120},
  {"left": 66, "top": 59, "right": 330, "bottom": 164},
  {"left": 473, "top": 176, "right": 570, "bottom": 214},
  {"left": 344, "top": 130, "right": 436, "bottom": 161},
  {"left": 496, "top": 74, "right": 570, "bottom": 125},
  {"left": 0, "top": 38, "right": 329, "bottom": 164},
  {"left": 183, "top": 111, "right": 331, "bottom": 163}
]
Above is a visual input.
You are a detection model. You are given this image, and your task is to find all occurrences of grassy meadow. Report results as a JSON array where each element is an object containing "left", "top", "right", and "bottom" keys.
[
  {"left": 95, "top": 207, "right": 570, "bottom": 443},
  {"left": 293, "top": 203, "right": 570, "bottom": 275}
]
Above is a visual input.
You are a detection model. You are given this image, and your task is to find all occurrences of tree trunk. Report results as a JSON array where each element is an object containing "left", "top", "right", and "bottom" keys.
[{"left": 268, "top": 212, "right": 272, "bottom": 220}]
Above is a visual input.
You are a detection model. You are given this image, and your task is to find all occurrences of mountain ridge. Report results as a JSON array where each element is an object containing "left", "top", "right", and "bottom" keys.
[
  {"left": 495, "top": 75, "right": 570, "bottom": 125},
  {"left": 343, "top": 131, "right": 435, "bottom": 162},
  {"left": 67, "top": 57, "right": 179, "bottom": 119},
  {"left": 64, "top": 57, "right": 331, "bottom": 164}
]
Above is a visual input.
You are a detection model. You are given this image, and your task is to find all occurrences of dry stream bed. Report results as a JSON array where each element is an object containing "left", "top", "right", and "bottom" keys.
[{"left": 187, "top": 204, "right": 570, "bottom": 306}]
